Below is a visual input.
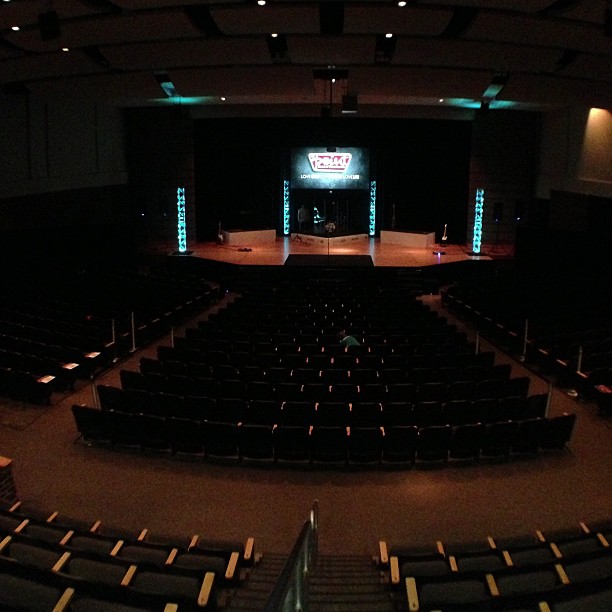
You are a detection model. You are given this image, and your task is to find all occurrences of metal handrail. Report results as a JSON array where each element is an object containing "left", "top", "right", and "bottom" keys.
[{"left": 263, "top": 500, "right": 319, "bottom": 612}]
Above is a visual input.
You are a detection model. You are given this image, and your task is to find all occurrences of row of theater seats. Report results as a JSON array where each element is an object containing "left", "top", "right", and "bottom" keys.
[
  {"left": 0, "top": 499, "right": 255, "bottom": 611},
  {"left": 0, "top": 267, "right": 218, "bottom": 404},
  {"left": 115, "top": 366, "right": 532, "bottom": 407},
  {"left": 441, "top": 271, "right": 612, "bottom": 414},
  {"left": 379, "top": 519, "right": 611, "bottom": 611},
  {"left": 72, "top": 403, "right": 576, "bottom": 467},
  {"left": 96, "top": 383, "right": 547, "bottom": 428}
]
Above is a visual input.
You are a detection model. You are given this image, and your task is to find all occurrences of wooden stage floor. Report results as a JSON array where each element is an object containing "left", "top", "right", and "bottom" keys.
[{"left": 164, "top": 235, "right": 514, "bottom": 268}]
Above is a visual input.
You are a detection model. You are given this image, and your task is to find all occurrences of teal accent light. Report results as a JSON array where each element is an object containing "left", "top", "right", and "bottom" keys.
[
  {"left": 283, "top": 180, "right": 290, "bottom": 235},
  {"left": 369, "top": 181, "right": 377, "bottom": 236},
  {"left": 472, "top": 188, "right": 484, "bottom": 254},
  {"left": 177, "top": 187, "right": 187, "bottom": 253}
]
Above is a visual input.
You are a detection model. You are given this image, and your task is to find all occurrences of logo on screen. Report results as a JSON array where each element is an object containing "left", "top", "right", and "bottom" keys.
[{"left": 308, "top": 152, "right": 352, "bottom": 173}]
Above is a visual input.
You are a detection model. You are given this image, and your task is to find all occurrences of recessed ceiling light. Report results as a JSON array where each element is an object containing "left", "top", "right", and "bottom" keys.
[
  {"left": 439, "top": 98, "right": 444, "bottom": 103},
  {"left": 62, "top": 47, "right": 69, "bottom": 52},
  {"left": 11, "top": 25, "right": 20, "bottom": 31},
  {"left": 385, "top": 33, "right": 393, "bottom": 38},
  {"left": 257, "top": 0, "right": 266, "bottom": 5},
  {"left": 398, "top": 1, "right": 407, "bottom": 6},
  {"left": 221, "top": 97, "right": 226, "bottom": 101},
  {"left": 271, "top": 33, "right": 278, "bottom": 38}
]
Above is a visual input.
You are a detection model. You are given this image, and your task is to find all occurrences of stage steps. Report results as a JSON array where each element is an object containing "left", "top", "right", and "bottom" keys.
[
  {"left": 308, "top": 555, "right": 395, "bottom": 612},
  {"left": 223, "top": 553, "right": 395, "bottom": 611},
  {"left": 223, "top": 553, "right": 287, "bottom": 611}
]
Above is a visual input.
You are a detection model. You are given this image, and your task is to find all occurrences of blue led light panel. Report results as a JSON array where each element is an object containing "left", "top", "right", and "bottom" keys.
[
  {"left": 472, "top": 188, "right": 484, "bottom": 254},
  {"left": 177, "top": 187, "right": 187, "bottom": 252}
]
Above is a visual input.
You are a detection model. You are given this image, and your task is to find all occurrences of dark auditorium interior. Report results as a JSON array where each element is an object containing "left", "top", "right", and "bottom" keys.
[{"left": 1, "top": 2, "right": 611, "bottom": 611}]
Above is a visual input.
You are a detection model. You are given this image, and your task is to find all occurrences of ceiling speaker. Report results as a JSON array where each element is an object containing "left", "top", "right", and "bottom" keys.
[{"left": 38, "top": 10, "right": 61, "bottom": 41}]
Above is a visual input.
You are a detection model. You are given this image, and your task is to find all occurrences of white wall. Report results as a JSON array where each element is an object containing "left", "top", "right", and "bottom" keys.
[
  {"left": 0, "top": 97, "right": 127, "bottom": 199},
  {"left": 537, "top": 107, "right": 612, "bottom": 199}
]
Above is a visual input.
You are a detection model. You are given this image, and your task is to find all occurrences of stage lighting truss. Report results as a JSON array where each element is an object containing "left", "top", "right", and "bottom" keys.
[
  {"left": 176, "top": 187, "right": 187, "bottom": 252},
  {"left": 369, "top": 180, "right": 377, "bottom": 236},
  {"left": 283, "top": 180, "right": 290, "bottom": 235},
  {"left": 472, "top": 187, "right": 484, "bottom": 254}
]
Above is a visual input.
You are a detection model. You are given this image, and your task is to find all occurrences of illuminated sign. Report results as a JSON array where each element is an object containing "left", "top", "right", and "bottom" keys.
[
  {"left": 291, "top": 147, "right": 369, "bottom": 190},
  {"left": 308, "top": 152, "right": 352, "bottom": 173}
]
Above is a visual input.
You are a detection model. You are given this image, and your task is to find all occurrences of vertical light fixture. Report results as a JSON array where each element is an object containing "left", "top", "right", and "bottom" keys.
[
  {"left": 176, "top": 187, "right": 187, "bottom": 253},
  {"left": 472, "top": 188, "right": 484, "bottom": 254},
  {"left": 369, "top": 181, "right": 377, "bottom": 236},
  {"left": 283, "top": 180, "right": 290, "bottom": 235}
]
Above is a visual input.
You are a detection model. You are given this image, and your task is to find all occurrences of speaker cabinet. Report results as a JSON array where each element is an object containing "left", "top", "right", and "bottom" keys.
[{"left": 38, "top": 11, "right": 60, "bottom": 41}]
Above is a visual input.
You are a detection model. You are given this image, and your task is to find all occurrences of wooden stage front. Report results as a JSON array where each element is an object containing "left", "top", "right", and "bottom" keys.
[{"left": 161, "top": 233, "right": 514, "bottom": 268}]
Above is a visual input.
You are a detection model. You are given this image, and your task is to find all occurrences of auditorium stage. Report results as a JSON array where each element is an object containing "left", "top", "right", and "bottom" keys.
[{"left": 161, "top": 234, "right": 514, "bottom": 268}]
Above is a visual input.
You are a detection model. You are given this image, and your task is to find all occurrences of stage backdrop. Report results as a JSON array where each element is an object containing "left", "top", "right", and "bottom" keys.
[{"left": 194, "top": 118, "right": 471, "bottom": 243}]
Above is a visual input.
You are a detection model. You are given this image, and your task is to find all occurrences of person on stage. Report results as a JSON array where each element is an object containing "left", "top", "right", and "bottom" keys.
[{"left": 297, "top": 204, "right": 310, "bottom": 232}]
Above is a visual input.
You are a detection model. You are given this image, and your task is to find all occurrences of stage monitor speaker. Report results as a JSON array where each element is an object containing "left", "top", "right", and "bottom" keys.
[
  {"left": 38, "top": 10, "right": 61, "bottom": 41},
  {"left": 342, "top": 94, "right": 358, "bottom": 114},
  {"left": 493, "top": 202, "right": 503, "bottom": 222}
]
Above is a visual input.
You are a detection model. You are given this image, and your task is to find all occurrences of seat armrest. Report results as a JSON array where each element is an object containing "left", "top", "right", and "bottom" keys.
[
  {"left": 197, "top": 572, "right": 215, "bottom": 607},
  {"left": 379, "top": 540, "right": 389, "bottom": 565},
  {"left": 54, "top": 588, "right": 75, "bottom": 612},
  {"left": 244, "top": 537, "right": 254, "bottom": 563},
  {"left": 405, "top": 577, "right": 419, "bottom": 611},
  {"left": 390, "top": 556, "right": 400, "bottom": 585},
  {"left": 225, "top": 551, "right": 240, "bottom": 581}
]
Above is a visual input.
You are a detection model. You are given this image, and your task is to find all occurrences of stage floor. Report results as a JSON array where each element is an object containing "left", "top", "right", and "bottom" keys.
[{"left": 158, "top": 235, "right": 514, "bottom": 268}]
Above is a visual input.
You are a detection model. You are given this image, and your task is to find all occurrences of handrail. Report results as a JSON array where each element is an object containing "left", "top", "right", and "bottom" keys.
[{"left": 263, "top": 500, "right": 319, "bottom": 612}]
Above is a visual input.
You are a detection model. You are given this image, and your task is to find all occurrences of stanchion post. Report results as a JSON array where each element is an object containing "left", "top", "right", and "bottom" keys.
[
  {"left": 111, "top": 318, "right": 118, "bottom": 362},
  {"left": 130, "top": 312, "right": 137, "bottom": 353},
  {"left": 91, "top": 377, "right": 99, "bottom": 409},
  {"left": 576, "top": 345, "right": 583, "bottom": 374},
  {"left": 520, "top": 318, "right": 529, "bottom": 362}
]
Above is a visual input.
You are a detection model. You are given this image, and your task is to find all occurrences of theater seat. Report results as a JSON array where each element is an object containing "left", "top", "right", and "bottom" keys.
[{"left": 540, "top": 413, "right": 577, "bottom": 451}]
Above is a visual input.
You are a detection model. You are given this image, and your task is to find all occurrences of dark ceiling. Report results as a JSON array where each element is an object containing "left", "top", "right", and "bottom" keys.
[{"left": 1, "top": 1, "right": 611, "bottom": 115}]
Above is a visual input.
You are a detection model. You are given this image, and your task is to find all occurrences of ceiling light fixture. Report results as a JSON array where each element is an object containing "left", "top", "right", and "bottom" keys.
[{"left": 154, "top": 72, "right": 179, "bottom": 98}]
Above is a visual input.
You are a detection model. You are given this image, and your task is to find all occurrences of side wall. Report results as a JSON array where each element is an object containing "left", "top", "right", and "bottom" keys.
[
  {"left": 537, "top": 107, "right": 612, "bottom": 200},
  {"left": 0, "top": 96, "right": 132, "bottom": 266},
  {"left": 467, "top": 110, "right": 541, "bottom": 250}
]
